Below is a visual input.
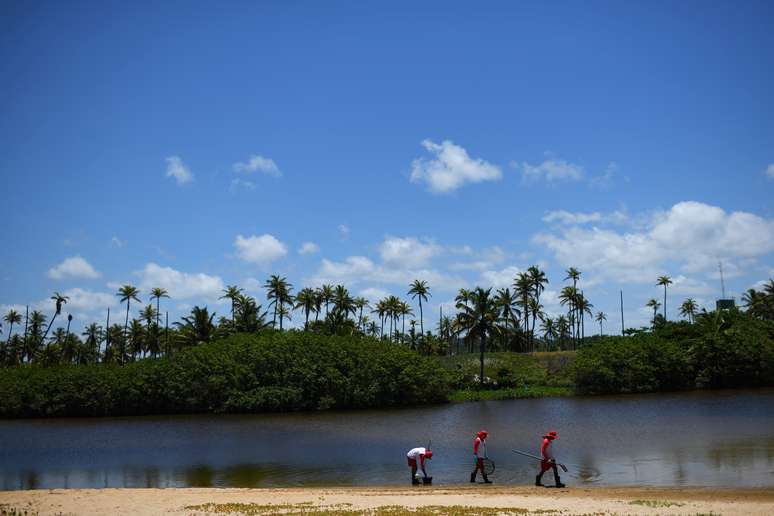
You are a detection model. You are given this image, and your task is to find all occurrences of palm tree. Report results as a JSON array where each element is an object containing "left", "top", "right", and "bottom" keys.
[
  {"left": 646, "top": 298, "right": 661, "bottom": 329},
  {"left": 656, "top": 275, "right": 672, "bottom": 321},
  {"left": 41, "top": 292, "right": 69, "bottom": 346},
  {"left": 679, "top": 298, "right": 698, "bottom": 323},
  {"left": 558, "top": 286, "right": 578, "bottom": 349},
  {"left": 3, "top": 309, "right": 22, "bottom": 348},
  {"left": 564, "top": 268, "right": 581, "bottom": 346},
  {"left": 354, "top": 297, "right": 369, "bottom": 332},
  {"left": 140, "top": 304, "right": 158, "bottom": 357},
  {"left": 399, "top": 301, "right": 414, "bottom": 339},
  {"left": 294, "top": 287, "right": 317, "bottom": 330},
  {"left": 128, "top": 319, "right": 145, "bottom": 360},
  {"left": 264, "top": 275, "right": 292, "bottom": 328},
  {"left": 494, "top": 288, "right": 519, "bottom": 349},
  {"left": 26, "top": 310, "right": 46, "bottom": 362},
  {"left": 149, "top": 287, "right": 169, "bottom": 352},
  {"left": 513, "top": 273, "right": 532, "bottom": 342},
  {"left": 456, "top": 287, "right": 499, "bottom": 385},
  {"left": 117, "top": 285, "right": 141, "bottom": 342},
  {"left": 276, "top": 304, "right": 292, "bottom": 330},
  {"left": 331, "top": 285, "right": 356, "bottom": 332},
  {"left": 527, "top": 297, "right": 544, "bottom": 349},
  {"left": 82, "top": 323, "right": 102, "bottom": 362},
  {"left": 220, "top": 285, "right": 242, "bottom": 327},
  {"left": 540, "top": 317, "right": 557, "bottom": 349},
  {"left": 577, "top": 293, "right": 593, "bottom": 342},
  {"left": 175, "top": 306, "right": 216, "bottom": 347},
  {"left": 528, "top": 265, "right": 549, "bottom": 347},
  {"left": 320, "top": 284, "right": 335, "bottom": 318},
  {"left": 556, "top": 315, "right": 570, "bottom": 350},
  {"left": 595, "top": 311, "right": 607, "bottom": 335},
  {"left": 372, "top": 299, "right": 387, "bottom": 338},
  {"left": 408, "top": 280, "right": 431, "bottom": 337}
]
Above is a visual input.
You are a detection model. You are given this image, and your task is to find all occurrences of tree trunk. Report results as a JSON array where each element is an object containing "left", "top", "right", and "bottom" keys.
[
  {"left": 41, "top": 310, "right": 58, "bottom": 350},
  {"left": 479, "top": 329, "right": 485, "bottom": 386},
  {"left": 419, "top": 298, "right": 424, "bottom": 337}
]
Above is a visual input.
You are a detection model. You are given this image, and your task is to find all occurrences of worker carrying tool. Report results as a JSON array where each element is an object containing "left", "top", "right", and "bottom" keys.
[
  {"left": 536, "top": 430, "right": 565, "bottom": 488},
  {"left": 470, "top": 430, "right": 493, "bottom": 484}
]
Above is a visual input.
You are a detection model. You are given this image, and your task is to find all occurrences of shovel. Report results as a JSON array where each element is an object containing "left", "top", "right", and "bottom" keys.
[{"left": 511, "top": 449, "right": 568, "bottom": 472}]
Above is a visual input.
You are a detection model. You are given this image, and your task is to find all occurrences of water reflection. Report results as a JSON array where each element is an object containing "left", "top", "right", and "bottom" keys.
[{"left": 1, "top": 388, "right": 773, "bottom": 489}]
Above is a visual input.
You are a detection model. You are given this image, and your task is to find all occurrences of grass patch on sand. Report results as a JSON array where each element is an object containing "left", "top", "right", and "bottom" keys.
[
  {"left": 628, "top": 499, "right": 686, "bottom": 508},
  {"left": 184, "top": 502, "right": 559, "bottom": 515}
]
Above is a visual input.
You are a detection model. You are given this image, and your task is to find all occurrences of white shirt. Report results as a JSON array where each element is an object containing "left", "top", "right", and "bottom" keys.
[{"left": 407, "top": 447, "right": 426, "bottom": 460}]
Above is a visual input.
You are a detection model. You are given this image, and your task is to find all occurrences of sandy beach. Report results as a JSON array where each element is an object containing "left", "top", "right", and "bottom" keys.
[{"left": 2, "top": 485, "right": 773, "bottom": 515}]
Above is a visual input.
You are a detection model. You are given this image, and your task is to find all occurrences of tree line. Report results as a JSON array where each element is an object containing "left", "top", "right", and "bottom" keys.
[{"left": 2, "top": 265, "right": 773, "bottom": 370}]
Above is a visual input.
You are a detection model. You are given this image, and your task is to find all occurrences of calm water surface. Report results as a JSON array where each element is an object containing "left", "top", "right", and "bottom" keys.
[{"left": 2, "top": 388, "right": 773, "bottom": 489}]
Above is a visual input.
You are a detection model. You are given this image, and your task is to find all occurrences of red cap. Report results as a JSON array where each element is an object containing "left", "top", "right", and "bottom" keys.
[
  {"left": 477, "top": 430, "right": 488, "bottom": 439},
  {"left": 425, "top": 450, "right": 433, "bottom": 459},
  {"left": 543, "top": 431, "right": 559, "bottom": 439}
]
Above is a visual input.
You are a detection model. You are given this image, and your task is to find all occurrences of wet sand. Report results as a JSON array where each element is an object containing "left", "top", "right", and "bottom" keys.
[{"left": 2, "top": 485, "right": 774, "bottom": 515}]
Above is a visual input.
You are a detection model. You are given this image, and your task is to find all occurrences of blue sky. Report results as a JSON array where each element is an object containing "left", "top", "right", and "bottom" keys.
[{"left": 2, "top": 0, "right": 773, "bottom": 333}]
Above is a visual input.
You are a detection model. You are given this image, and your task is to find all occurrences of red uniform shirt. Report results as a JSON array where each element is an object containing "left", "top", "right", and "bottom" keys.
[{"left": 540, "top": 438, "right": 554, "bottom": 460}]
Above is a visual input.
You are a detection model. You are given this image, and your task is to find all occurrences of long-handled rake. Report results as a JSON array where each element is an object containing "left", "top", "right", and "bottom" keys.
[{"left": 511, "top": 449, "right": 568, "bottom": 472}]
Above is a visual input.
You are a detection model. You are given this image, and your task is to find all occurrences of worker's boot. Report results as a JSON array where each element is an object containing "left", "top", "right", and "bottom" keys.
[
  {"left": 412, "top": 476, "right": 420, "bottom": 486},
  {"left": 553, "top": 470, "right": 565, "bottom": 488},
  {"left": 535, "top": 473, "right": 543, "bottom": 487},
  {"left": 469, "top": 472, "right": 476, "bottom": 483},
  {"left": 482, "top": 473, "right": 493, "bottom": 484}
]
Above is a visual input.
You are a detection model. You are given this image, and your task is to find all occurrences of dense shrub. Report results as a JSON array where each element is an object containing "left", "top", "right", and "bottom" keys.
[
  {"left": 575, "top": 310, "right": 774, "bottom": 394},
  {"left": 0, "top": 332, "right": 453, "bottom": 418}
]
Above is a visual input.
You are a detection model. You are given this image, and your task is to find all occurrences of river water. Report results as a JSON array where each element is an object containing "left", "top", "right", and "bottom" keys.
[{"left": 1, "top": 388, "right": 773, "bottom": 490}]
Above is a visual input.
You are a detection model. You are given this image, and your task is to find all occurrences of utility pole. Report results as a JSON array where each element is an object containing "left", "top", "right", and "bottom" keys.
[
  {"left": 104, "top": 307, "right": 110, "bottom": 363},
  {"left": 620, "top": 290, "right": 625, "bottom": 335}
]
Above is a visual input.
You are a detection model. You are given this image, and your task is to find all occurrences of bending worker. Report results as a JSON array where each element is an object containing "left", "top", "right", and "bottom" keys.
[
  {"left": 536, "top": 430, "right": 565, "bottom": 488},
  {"left": 470, "top": 430, "right": 492, "bottom": 484},
  {"left": 406, "top": 446, "right": 432, "bottom": 485}
]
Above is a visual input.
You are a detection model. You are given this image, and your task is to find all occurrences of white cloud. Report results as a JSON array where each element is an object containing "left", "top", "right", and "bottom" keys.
[
  {"left": 57, "top": 288, "right": 116, "bottom": 313},
  {"left": 449, "top": 246, "right": 507, "bottom": 272},
  {"left": 48, "top": 256, "right": 101, "bottom": 280},
  {"left": 136, "top": 263, "right": 224, "bottom": 301},
  {"left": 590, "top": 161, "right": 618, "bottom": 187},
  {"left": 230, "top": 178, "right": 256, "bottom": 191},
  {"left": 298, "top": 242, "right": 320, "bottom": 255},
  {"left": 518, "top": 157, "right": 584, "bottom": 182},
  {"left": 338, "top": 224, "right": 350, "bottom": 240},
  {"left": 534, "top": 201, "right": 774, "bottom": 283},
  {"left": 479, "top": 265, "right": 522, "bottom": 289},
  {"left": 234, "top": 234, "right": 288, "bottom": 266},
  {"left": 360, "top": 287, "right": 390, "bottom": 302},
  {"left": 669, "top": 275, "right": 714, "bottom": 296},
  {"left": 543, "top": 210, "right": 602, "bottom": 225},
  {"left": 233, "top": 154, "right": 282, "bottom": 177},
  {"left": 110, "top": 236, "right": 124, "bottom": 248},
  {"left": 542, "top": 209, "right": 628, "bottom": 226},
  {"left": 765, "top": 164, "right": 774, "bottom": 179},
  {"left": 410, "top": 139, "right": 502, "bottom": 194},
  {"left": 310, "top": 255, "right": 464, "bottom": 292},
  {"left": 379, "top": 236, "right": 442, "bottom": 269},
  {"left": 165, "top": 156, "right": 193, "bottom": 185}
]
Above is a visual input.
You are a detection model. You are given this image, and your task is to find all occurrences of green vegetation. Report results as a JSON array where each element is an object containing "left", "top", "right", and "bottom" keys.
[
  {"left": 1, "top": 271, "right": 773, "bottom": 416},
  {"left": 575, "top": 309, "right": 774, "bottom": 394},
  {"left": 0, "top": 332, "right": 452, "bottom": 417}
]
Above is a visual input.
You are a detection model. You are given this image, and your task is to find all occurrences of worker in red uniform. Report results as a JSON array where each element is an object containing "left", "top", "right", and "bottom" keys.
[
  {"left": 406, "top": 446, "right": 433, "bottom": 485},
  {"left": 536, "top": 430, "right": 565, "bottom": 488},
  {"left": 470, "top": 430, "right": 492, "bottom": 484}
]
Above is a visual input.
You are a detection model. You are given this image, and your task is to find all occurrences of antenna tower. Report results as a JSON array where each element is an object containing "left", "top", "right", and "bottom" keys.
[{"left": 719, "top": 261, "right": 726, "bottom": 299}]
